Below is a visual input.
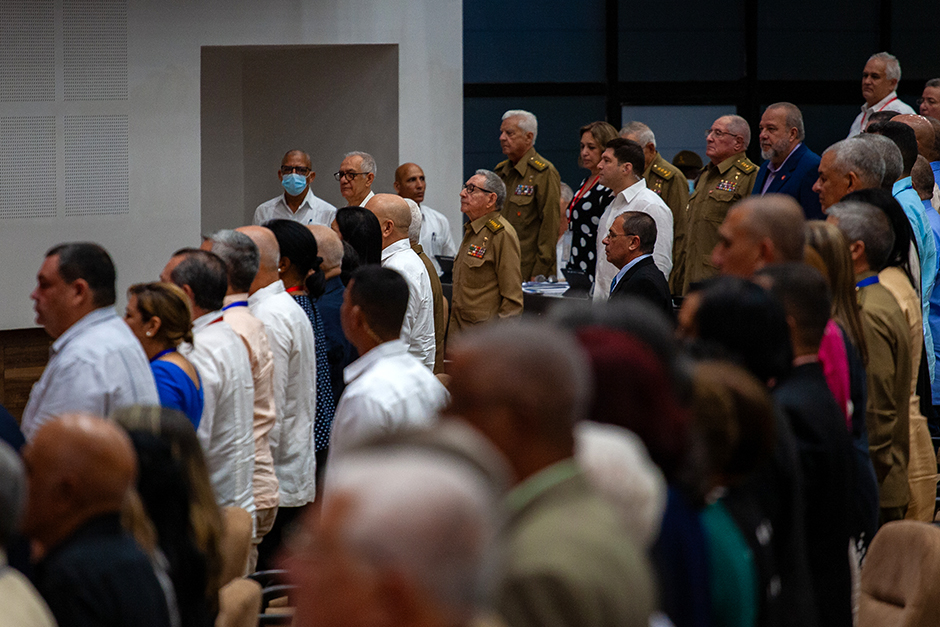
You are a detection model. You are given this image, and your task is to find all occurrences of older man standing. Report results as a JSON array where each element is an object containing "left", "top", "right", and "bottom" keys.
[
  {"left": 161, "top": 248, "right": 256, "bottom": 521},
  {"left": 495, "top": 110, "right": 561, "bottom": 280},
  {"left": 450, "top": 170, "right": 523, "bottom": 335},
  {"left": 848, "top": 52, "right": 916, "bottom": 137},
  {"left": 620, "top": 121, "right": 689, "bottom": 225},
  {"left": 22, "top": 242, "right": 158, "bottom": 440},
  {"left": 336, "top": 151, "right": 376, "bottom": 207},
  {"left": 673, "top": 115, "right": 758, "bottom": 295},
  {"left": 602, "top": 211, "right": 672, "bottom": 315},
  {"left": 812, "top": 137, "right": 885, "bottom": 211},
  {"left": 253, "top": 149, "right": 336, "bottom": 227},
  {"left": 365, "top": 194, "right": 436, "bottom": 369},
  {"left": 711, "top": 195, "right": 807, "bottom": 277},
  {"left": 753, "top": 103, "right": 823, "bottom": 220},
  {"left": 395, "top": 162, "right": 458, "bottom": 276},
  {"left": 594, "top": 138, "right": 673, "bottom": 302}
]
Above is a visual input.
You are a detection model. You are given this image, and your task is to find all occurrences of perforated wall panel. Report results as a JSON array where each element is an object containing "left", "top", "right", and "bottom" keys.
[
  {"left": 63, "top": 0, "right": 128, "bottom": 101},
  {"left": 64, "top": 115, "right": 129, "bottom": 216},
  {"left": 0, "top": 117, "right": 57, "bottom": 219},
  {"left": 0, "top": 1, "right": 55, "bottom": 102}
]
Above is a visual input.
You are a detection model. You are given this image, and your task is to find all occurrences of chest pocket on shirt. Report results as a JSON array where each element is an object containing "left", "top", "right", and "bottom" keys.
[
  {"left": 509, "top": 193, "right": 537, "bottom": 225},
  {"left": 462, "top": 254, "right": 491, "bottom": 289},
  {"left": 703, "top": 189, "right": 737, "bottom": 222}
]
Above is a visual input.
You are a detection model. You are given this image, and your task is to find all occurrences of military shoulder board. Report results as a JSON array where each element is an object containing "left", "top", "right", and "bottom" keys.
[{"left": 485, "top": 218, "right": 504, "bottom": 233}]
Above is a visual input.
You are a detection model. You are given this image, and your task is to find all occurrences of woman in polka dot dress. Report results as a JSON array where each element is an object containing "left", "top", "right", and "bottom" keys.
[{"left": 564, "top": 121, "right": 619, "bottom": 283}]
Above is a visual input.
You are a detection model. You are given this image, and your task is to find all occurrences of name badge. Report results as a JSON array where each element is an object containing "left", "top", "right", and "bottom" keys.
[{"left": 515, "top": 184, "right": 535, "bottom": 196}]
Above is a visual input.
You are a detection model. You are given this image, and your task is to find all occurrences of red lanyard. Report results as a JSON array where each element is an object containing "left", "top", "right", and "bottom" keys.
[
  {"left": 861, "top": 96, "right": 898, "bottom": 130},
  {"left": 285, "top": 285, "right": 304, "bottom": 294},
  {"left": 568, "top": 175, "right": 600, "bottom": 219}
]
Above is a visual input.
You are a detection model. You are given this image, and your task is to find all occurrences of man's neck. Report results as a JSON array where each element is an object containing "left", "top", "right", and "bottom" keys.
[
  {"left": 771, "top": 143, "right": 799, "bottom": 169},
  {"left": 285, "top": 189, "right": 307, "bottom": 212},
  {"left": 382, "top": 235, "right": 408, "bottom": 251},
  {"left": 324, "top": 267, "right": 341, "bottom": 281},
  {"left": 346, "top": 189, "right": 370, "bottom": 206},
  {"left": 866, "top": 91, "right": 894, "bottom": 108},
  {"left": 611, "top": 176, "right": 640, "bottom": 196},
  {"left": 509, "top": 146, "right": 532, "bottom": 165}
]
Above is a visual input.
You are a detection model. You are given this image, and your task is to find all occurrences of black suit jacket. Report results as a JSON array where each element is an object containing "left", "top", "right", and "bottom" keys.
[{"left": 609, "top": 256, "right": 673, "bottom": 316}]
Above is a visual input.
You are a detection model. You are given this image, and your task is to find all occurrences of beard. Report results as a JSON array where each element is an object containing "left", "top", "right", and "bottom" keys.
[{"left": 761, "top": 138, "right": 791, "bottom": 162}]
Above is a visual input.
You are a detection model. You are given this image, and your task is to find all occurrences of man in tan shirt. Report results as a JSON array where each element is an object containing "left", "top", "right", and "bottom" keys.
[{"left": 202, "top": 230, "right": 279, "bottom": 571}]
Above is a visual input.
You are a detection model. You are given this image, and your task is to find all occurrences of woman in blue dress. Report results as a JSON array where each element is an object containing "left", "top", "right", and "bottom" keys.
[{"left": 124, "top": 282, "right": 204, "bottom": 429}]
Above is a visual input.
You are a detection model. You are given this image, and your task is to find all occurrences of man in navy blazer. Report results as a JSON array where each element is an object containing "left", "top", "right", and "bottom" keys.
[
  {"left": 753, "top": 103, "right": 824, "bottom": 220},
  {"left": 603, "top": 211, "right": 673, "bottom": 316}
]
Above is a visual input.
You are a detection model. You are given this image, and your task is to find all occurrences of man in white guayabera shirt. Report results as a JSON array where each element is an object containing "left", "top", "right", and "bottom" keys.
[
  {"left": 22, "top": 242, "right": 158, "bottom": 440},
  {"left": 161, "top": 248, "right": 256, "bottom": 524}
]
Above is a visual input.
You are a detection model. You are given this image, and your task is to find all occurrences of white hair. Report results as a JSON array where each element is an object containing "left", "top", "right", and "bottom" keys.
[
  {"left": 560, "top": 182, "right": 574, "bottom": 206},
  {"left": 870, "top": 51, "right": 901, "bottom": 82},
  {"left": 326, "top": 448, "right": 499, "bottom": 620},
  {"left": 502, "top": 109, "right": 538, "bottom": 143},
  {"left": 722, "top": 115, "right": 752, "bottom": 148},
  {"left": 824, "top": 137, "right": 886, "bottom": 189},
  {"left": 344, "top": 151, "right": 377, "bottom": 176},
  {"left": 404, "top": 198, "right": 422, "bottom": 244},
  {"left": 620, "top": 121, "right": 656, "bottom": 148},
  {"left": 308, "top": 225, "right": 344, "bottom": 270}
]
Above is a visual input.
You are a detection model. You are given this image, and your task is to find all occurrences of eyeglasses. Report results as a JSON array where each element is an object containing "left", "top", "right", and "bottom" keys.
[
  {"left": 334, "top": 171, "right": 366, "bottom": 181},
  {"left": 606, "top": 230, "right": 636, "bottom": 240},
  {"left": 462, "top": 183, "right": 496, "bottom": 195},
  {"left": 706, "top": 128, "right": 743, "bottom": 140},
  {"left": 280, "top": 166, "right": 311, "bottom": 175},
  {"left": 917, "top": 98, "right": 939, "bottom": 108}
]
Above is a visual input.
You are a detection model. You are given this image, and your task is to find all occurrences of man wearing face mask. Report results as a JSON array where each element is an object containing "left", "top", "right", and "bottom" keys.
[{"left": 254, "top": 149, "right": 337, "bottom": 227}]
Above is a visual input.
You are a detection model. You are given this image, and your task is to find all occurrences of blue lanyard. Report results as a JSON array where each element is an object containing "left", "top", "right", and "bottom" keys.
[
  {"left": 856, "top": 276, "right": 880, "bottom": 289},
  {"left": 222, "top": 300, "right": 248, "bottom": 310},
  {"left": 150, "top": 347, "right": 177, "bottom": 362}
]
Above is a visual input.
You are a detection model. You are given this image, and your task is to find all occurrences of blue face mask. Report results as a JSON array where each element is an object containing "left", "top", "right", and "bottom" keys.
[{"left": 282, "top": 173, "right": 308, "bottom": 196}]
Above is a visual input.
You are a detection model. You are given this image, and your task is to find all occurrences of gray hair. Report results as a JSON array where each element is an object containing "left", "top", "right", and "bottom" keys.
[
  {"left": 560, "top": 182, "right": 574, "bottom": 206},
  {"left": 620, "top": 121, "right": 656, "bottom": 148},
  {"left": 823, "top": 138, "right": 886, "bottom": 190},
  {"left": 737, "top": 195, "right": 806, "bottom": 262},
  {"left": 856, "top": 133, "right": 902, "bottom": 187},
  {"left": 344, "top": 151, "right": 377, "bottom": 176},
  {"left": 828, "top": 200, "right": 895, "bottom": 271},
  {"left": 723, "top": 115, "right": 752, "bottom": 148},
  {"left": 208, "top": 229, "right": 259, "bottom": 294},
  {"left": 869, "top": 52, "right": 901, "bottom": 82},
  {"left": 404, "top": 198, "right": 422, "bottom": 245},
  {"left": 0, "top": 440, "right": 25, "bottom": 547},
  {"left": 765, "top": 102, "right": 806, "bottom": 142},
  {"left": 475, "top": 169, "right": 507, "bottom": 209},
  {"left": 327, "top": 447, "right": 500, "bottom": 619},
  {"left": 309, "top": 225, "right": 344, "bottom": 270},
  {"left": 502, "top": 110, "right": 538, "bottom": 143},
  {"left": 927, "top": 78, "right": 940, "bottom": 89}
]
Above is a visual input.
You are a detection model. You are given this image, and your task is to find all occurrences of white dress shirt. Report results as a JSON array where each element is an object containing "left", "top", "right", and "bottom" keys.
[
  {"left": 593, "top": 179, "right": 673, "bottom": 302},
  {"left": 248, "top": 280, "right": 318, "bottom": 508},
  {"left": 222, "top": 294, "right": 279, "bottom": 512},
  {"left": 357, "top": 190, "right": 375, "bottom": 207},
  {"left": 847, "top": 91, "right": 916, "bottom": 137},
  {"left": 253, "top": 188, "right": 337, "bottom": 227},
  {"left": 328, "top": 339, "right": 449, "bottom": 466},
  {"left": 22, "top": 307, "right": 159, "bottom": 440},
  {"left": 418, "top": 204, "right": 458, "bottom": 276},
  {"left": 182, "top": 311, "right": 256, "bottom": 521},
  {"left": 381, "top": 239, "right": 436, "bottom": 369}
]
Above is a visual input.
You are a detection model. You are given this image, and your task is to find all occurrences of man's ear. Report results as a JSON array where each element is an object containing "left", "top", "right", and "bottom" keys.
[
  {"left": 848, "top": 240, "right": 865, "bottom": 263},
  {"left": 845, "top": 171, "right": 861, "bottom": 192},
  {"left": 758, "top": 237, "right": 776, "bottom": 264},
  {"left": 366, "top": 172, "right": 375, "bottom": 186},
  {"left": 70, "top": 278, "right": 91, "bottom": 307},
  {"left": 393, "top": 179, "right": 401, "bottom": 194},
  {"left": 180, "top": 284, "right": 197, "bottom": 309}
]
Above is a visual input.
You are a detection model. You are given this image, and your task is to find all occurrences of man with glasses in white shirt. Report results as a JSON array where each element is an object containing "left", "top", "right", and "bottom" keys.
[
  {"left": 336, "top": 151, "right": 376, "bottom": 207},
  {"left": 254, "top": 149, "right": 337, "bottom": 227}
]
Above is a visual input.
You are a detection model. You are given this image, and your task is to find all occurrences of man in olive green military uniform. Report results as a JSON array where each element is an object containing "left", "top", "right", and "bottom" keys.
[
  {"left": 672, "top": 114, "right": 758, "bottom": 295},
  {"left": 449, "top": 169, "right": 524, "bottom": 336},
  {"left": 494, "top": 110, "right": 561, "bottom": 280},
  {"left": 621, "top": 121, "right": 690, "bottom": 224}
]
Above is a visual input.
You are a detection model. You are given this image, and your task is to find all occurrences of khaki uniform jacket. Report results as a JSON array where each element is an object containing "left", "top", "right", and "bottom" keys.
[
  {"left": 643, "top": 151, "right": 689, "bottom": 232},
  {"left": 413, "top": 243, "right": 446, "bottom": 375},
  {"left": 672, "top": 152, "right": 757, "bottom": 294},
  {"left": 449, "top": 211, "right": 523, "bottom": 335},
  {"left": 495, "top": 146, "right": 561, "bottom": 279},
  {"left": 858, "top": 272, "right": 911, "bottom": 510}
]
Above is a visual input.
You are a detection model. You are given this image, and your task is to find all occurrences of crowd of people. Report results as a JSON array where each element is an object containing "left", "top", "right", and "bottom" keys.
[{"left": 2, "top": 49, "right": 940, "bottom": 627}]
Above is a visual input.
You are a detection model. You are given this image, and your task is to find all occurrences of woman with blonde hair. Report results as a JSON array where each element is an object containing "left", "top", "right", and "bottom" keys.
[{"left": 125, "top": 282, "right": 204, "bottom": 428}]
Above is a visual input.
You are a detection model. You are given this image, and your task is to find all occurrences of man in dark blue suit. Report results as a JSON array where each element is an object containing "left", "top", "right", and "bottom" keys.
[
  {"left": 753, "top": 103, "right": 824, "bottom": 220},
  {"left": 603, "top": 211, "right": 673, "bottom": 316}
]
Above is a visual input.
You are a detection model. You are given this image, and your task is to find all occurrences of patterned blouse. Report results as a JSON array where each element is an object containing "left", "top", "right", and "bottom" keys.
[
  {"left": 565, "top": 176, "right": 615, "bottom": 282},
  {"left": 292, "top": 293, "right": 336, "bottom": 451}
]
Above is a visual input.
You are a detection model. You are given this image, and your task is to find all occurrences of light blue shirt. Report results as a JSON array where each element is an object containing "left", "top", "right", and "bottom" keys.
[
  {"left": 924, "top": 199, "right": 940, "bottom": 403},
  {"left": 610, "top": 254, "right": 653, "bottom": 294},
  {"left": 21, "top": 307, "right": 159, "bottom": 439},
  {"left": 894, "top": 177, "right": 937, "bottom": 382}
]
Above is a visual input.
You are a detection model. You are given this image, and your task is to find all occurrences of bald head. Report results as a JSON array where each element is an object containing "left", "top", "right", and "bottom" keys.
[
  {"left": 235, "top": 225, "right": 281, "bottom": 293},
  {"left": 365, "top": 193, "right": 412, "bottom": 248},
  {"left": 23, "top": 414, "right": 137, "bottom": 548},
  {"left": 894, "top": 114, "right": 936, "bottom": 159},
  {"left": 712, "top": 195, "right": 805, "bottom": 277},
  {"left": 308, "top": 224, "right": 344, "bottom": 279}
]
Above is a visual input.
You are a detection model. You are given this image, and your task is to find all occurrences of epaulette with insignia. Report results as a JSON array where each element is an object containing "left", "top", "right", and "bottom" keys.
[
  {"left": 529, "top": 156, "right": 548, "bottom": 171},
  {"left": 495, "top": 159, "right": 510, "bottom": 172},
  {"left": 651, "top": 164, "right": 675, "bottom": 180},
  {"left": 735, "top": 158, "right": 756, "bottom": 174},
  {"left": 485, "top": 218, "right": 504, "bottom": 233}
]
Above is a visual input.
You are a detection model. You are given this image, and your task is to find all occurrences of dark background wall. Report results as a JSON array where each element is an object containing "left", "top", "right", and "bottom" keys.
[{"left": 463, "top": 0, "right": 940, "bottom": 190}]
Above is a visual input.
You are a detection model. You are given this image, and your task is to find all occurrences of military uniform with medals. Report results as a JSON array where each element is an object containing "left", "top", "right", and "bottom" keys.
[
  {"left": 449, "top": 210, "right": 524, "bottom": 336},
  {"left": 495, "top": 146, "right": 561, "bottom": 279},
  {"left": 672, "top": 152, "right": 757, "bottom": 294},
  {"left": 644, "top": 152, "right": 690, "bottom": 276}
]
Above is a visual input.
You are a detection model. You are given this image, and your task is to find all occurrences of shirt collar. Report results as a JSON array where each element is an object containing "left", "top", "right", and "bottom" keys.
[
  {"left": 767, "top": 143, "right": 802, "bottom": 174},
  {"left": 614, "top": 253, "right": 652, "bottom": 285},
  {"left": 248, "top": 279, "right": 286, "bottom": 306},
  {"left": 512, "top": 146, "right": 538, "bottom": 176},
  {"left": 468, "top": 210, "right": 499, "bottom": 234},
  {"left": 862, "top": 91, "right": 899, "bottom": 113},
  {"left": 223, "top": 292, "right": 250, "bottom": 306},
  {"left": 51, "top": 307, "right": 117, "bottom": 355},
  {"left": 281, "top": 188, "right": 316, "bottom": 211},
  {"left": 505, "top": 459, "right": 580, "bottom": 514},
  {"left": 358, "top": 190, "right": 375, "bottom": 207},
  {"left": 192, "top": 309, "right": 224, "bottom": 331},
  {"left": 713, "top": 152, "right": 746, "bottom": 175},
  {"left": 617, "top": 177, "right": 648, "bottom": 203},
  {"left": 892, "top": 176, "right": 914, "bottom": 195},
  {"left": 381, "top": 238, "right": 412, "bottom": 262},
  {"left": 343, "top": 339, "right": 409, "bottom": 384}
]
